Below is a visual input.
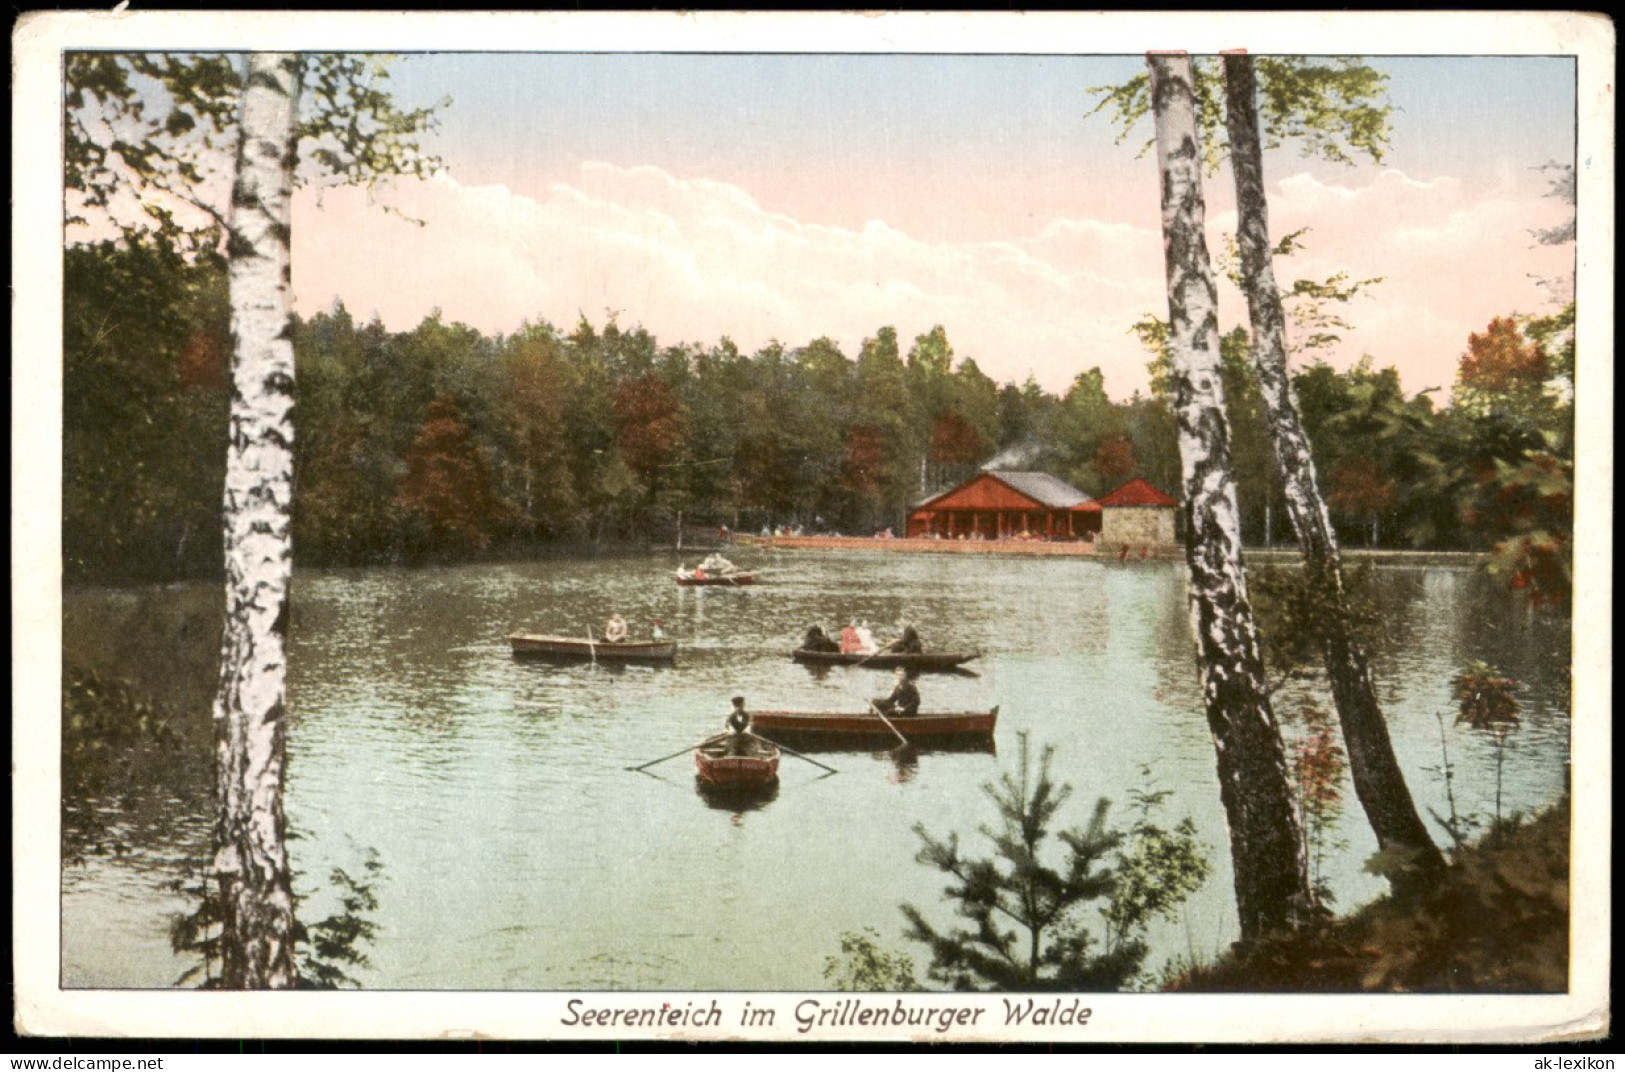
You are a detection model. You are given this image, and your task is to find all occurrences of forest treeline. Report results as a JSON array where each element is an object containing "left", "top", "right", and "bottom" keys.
[{"left": 63, "top": 235, "right": 1574, "bottom": 593}]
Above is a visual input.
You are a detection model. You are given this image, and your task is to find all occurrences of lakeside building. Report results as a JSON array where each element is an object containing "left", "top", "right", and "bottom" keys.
[
  {"left": 1096, "top": 478, "right": 1179, "bottom": 550},
  {"left": 739, "top": 472, "right": 1180, "bottom": 559},
  {"left": 904, "top": 470, "right": 1101, "bottom": 542}
]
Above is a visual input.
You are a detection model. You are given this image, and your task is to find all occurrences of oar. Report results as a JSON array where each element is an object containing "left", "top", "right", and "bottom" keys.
[
  {"left": 854, "top": 643, "right": 893, "bottom": 668},
  {"left": 748, "top": 730, "right": 839, "bottom": 775},
  {"left": 868, "top": 700, "right": 910, "bottom": 748},
  {"left": 626, "top": 732, "right": 731, "bottom": 773},
  {"left": 585, "top": 626, "right": 597, "bottom": 667}
]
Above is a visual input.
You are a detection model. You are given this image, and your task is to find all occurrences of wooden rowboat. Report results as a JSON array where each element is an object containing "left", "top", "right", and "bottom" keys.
[
  {"left": 507, "top": 633, "right": 676, "bottom": 663},
  {"left": 694, "top": 739, "right": 781, "bottom": 787},
  {"left": 790, "top": 648, "right": 980, "bottom": 672},
  {"left": 675, "top": 569, "right": 757, "bottom": 587},
  {"left": 749, "top": 706, "right": 998, "bottom": 747}
]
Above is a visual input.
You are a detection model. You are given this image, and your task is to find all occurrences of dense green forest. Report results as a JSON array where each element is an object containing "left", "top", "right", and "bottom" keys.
[{"left": 62, "top": 236, "right": 1574, "bottom": 597}]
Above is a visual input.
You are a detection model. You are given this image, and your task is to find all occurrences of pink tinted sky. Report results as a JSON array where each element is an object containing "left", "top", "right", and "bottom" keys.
[{"left": 290, "top": 53, "right": 1577, "bottom": 399}]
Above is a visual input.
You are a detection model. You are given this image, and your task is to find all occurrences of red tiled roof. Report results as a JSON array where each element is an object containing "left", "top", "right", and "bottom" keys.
[{"left": 1097, "top": 478, "right": 1178, "bottom": 507}]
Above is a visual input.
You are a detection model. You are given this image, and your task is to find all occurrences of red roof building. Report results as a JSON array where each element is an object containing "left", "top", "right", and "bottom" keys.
[
  {"left": 1096, "top": 478, "right": 1179, "bottom": 508},
  {"left": 1097, "top": 478, "right": 1179, "bottom": 550},
  {"left": 905, "top": 470, "right": 1101, "bottom": 542}
]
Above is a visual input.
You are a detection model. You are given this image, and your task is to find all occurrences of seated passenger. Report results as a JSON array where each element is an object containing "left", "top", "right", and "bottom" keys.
[{"left": 803, "top": 624, "right": 840, "bottom": 653}]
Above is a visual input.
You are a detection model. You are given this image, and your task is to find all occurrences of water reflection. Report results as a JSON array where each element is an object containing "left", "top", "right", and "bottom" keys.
[
  {"left": 61, "top": 552, "right": 1571, "bottom": 991},
  {"left": 695, "top": 778, "right": 781, "bottom": 812}
]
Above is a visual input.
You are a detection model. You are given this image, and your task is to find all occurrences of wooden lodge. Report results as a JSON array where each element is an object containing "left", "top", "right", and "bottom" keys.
[
  {"left": 905, "top": 471, "right": 1102, "bottom": 542},
  {"left": 737, "top": 471, "right": 1179, "bottom": 558}
]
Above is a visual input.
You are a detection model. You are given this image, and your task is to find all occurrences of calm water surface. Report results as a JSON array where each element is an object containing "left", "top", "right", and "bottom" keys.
[{"left": 62, "top": 551, "right": 1572, "bottom": 989}]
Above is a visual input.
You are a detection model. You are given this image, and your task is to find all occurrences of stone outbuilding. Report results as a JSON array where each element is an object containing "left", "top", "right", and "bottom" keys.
[{"left": 1097, "top": 478, "right": 1179, "bottom": 551}]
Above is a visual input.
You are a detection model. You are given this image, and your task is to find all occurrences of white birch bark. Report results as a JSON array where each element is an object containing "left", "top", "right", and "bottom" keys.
[
  {"left": 213, "top": 52, "right": 302, "bottom": 989},
  {"left": 1221, "top": 53, "right": 1443, "bottom": 878},
  {"left": 1148, "top": 52, "right": 1311, "bottom": 942}
]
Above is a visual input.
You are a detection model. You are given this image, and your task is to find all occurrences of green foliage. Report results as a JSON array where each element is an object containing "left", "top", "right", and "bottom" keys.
[
  {"left": 1478, "top": 453, "right": 1573, "bottom": 609},
  {"left": 823, "top": 928, "right": 920, "bottom": 991},
  {"left": 394, "top": 397, "right": 509, "bottom": 554},
  {"left": 1437, "top": 664, "right": 1523, "bottom": 834},
  {"left": 1422, "top": 711, "right": 1480, "bottom": 852},
  {"left": 65, "top": 52, "right": 446, "bottom": 244},
  {"left": 1050, "top": 367, "right": 1128, "bottom": 493},
  {"left": 1171, "top": 797, "right": 1568, "bottom": 993},
  {"left": 295, "top": 55, "right": 448, "bottom": 199},
  {"left": 63, "top": 237, "right": 230, "bottom": 582},
  {"left": 901, "top": 736, "right": 1209, "bottom": 991},
  {"left": 295, "top": 851, "right": 386, "bottom": 989},
  {"left": 62, "top": 666, "right": 184, "bottom": 763},
  {"left": 1086, "top": 56, "right": 1391, "bottom": 174},
  {"left": 1285, "top": 705, "right": 1350, "bottom": 898},
  {"left": 1251, "top": 562, "right": 1383, "bottom": 681},
  {"left": 1529, "top": 162, "right": 1577, "bottom": 247},
  {"left": 1452, "top": 316, "right": 1567, "bottom": 443},
  {"left": 1453, "top": 661, "right": 1521, "bottom": 728},
  {"left": 1102, "top": 771, "right": 1213, "bottom": 964},
  {"left": 1294, "top": 356, "right": 1458, "bottom": 550},
  {"left": 171, "top": 848, "right": 385, "bottom": 989},
  {"left": 62, "top": 230, "right": 1576, "bottom": 576},
  {"left": 1215, "top": 229, "right": 1384, "bottom": 355}
]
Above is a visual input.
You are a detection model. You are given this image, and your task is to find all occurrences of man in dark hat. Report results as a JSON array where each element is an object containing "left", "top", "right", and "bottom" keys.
[
  {"left": 873, "top": 667, "right": 920, "bottom": 718},
  {"left": 725, "top": 696, "right": 753, "bottom": 755}
]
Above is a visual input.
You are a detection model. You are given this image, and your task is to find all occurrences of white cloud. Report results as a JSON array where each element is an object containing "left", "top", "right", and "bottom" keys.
[
  {"left": 1254, "top": 168, "right": 1573, "bottom": 389},
  {"left": 292, "top": 162, "right": 1571, "bottom": 399}
]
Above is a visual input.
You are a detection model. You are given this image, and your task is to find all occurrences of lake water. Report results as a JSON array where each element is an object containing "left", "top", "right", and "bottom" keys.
[{"left": 61, "top": 550, "right": 1572, "bottom": 990}]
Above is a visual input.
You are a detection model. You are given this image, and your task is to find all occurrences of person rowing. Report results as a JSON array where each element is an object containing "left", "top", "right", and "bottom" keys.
[
  {"left": 725, "top": 695, "right": 753, "bottom": 755},
  {"left": 873, "top": 667, "right": 920, "bottom": 718},
  {"left": 604, "top": 613, "right": 629, "bottom": 643},
  {"left": 881, "top": 623, "right": 924, "bottom": 655},
  {"left": 700, "top": 552, "right": 737, "bottom": 575},
  {"left": 839, "top": 620, "right": 863, "bottom": 654}
]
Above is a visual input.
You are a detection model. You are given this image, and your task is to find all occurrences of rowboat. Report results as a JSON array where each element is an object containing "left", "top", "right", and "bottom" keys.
[
  {"left": 507, "top": 633, "right": 676, "bottom": 663},
  {"left": 694, "top": 738, "right": 781, "bottom": 787},
  {"left": 791, "top": 648, "right": 980, "bottom": 672},
  {"left": 675, "top": 568, "right": 756, "bottom": 587},
  {"left": 748, "top": 706, "right": 998, "bottom": 747}
]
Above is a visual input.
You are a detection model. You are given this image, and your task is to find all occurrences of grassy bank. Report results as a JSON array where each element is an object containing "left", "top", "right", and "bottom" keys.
[{"left": 1168, "top": 799, "right": 1569, "bottom": 992}]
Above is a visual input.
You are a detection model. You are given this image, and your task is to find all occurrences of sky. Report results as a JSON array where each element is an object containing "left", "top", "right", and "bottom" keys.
[{"left": 284, "top": 51, "right": 1578, "bottom": 399}]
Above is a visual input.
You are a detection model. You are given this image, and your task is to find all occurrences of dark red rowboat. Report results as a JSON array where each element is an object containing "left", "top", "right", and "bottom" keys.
[
  {"left": 748, "top": 706, "right": 998, "bottom": 747},
  {"left": 790, "top": 648, "right": 979, "bottom": 672},
  {"left": 508, "top": 633, "right": 676, "bottom": 663},
  {"left": 675, "top": 569, "right": 757, "bottom": 587},
  {"left": 694, "top": 739, "right": 781, "bottom": 787}
]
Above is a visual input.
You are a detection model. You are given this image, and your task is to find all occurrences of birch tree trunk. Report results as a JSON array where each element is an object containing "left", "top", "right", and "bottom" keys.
[
  {"left": 213, "top": 52, "right": 302, "bottom": 989},
  {"left": 1147, "top": 53, "right": 1311, "bottom": 943},
  {"left": 1222, "top": 53, "right": 1444, "bottom": 879}
]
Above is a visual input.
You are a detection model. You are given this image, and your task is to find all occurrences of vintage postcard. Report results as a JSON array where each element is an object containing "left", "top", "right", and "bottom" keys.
[{"left": 12, "top": 10, "right": 1612, "bottom": 1044}]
